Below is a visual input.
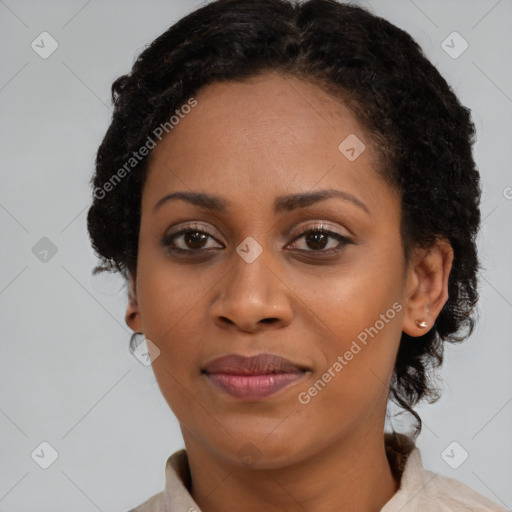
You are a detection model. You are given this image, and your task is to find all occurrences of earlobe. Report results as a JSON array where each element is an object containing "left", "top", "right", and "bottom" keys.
[
  {"left": 402, "top": 239, "right": 454, "bottom": 337},
  {"left": 125, "top": 275, "right": 143, "bottom": 332}
]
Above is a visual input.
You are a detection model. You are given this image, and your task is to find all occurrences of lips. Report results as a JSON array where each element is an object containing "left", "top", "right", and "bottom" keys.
[
  {"left": 202, "top": 353, "right": 309, "bottom": 400},
  {"left": 202, "top": 353, "right": 308, "bottom": 375}
]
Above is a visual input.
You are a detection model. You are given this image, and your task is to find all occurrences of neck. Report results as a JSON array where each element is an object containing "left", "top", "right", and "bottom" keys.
[{"left": 183, "top": 421, "right": 400, "bottom": 512}]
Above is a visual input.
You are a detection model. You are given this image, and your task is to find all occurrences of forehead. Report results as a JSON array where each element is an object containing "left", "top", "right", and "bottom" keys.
[{"left": 143, "top": 72, "right": 397, "bottom": 216}]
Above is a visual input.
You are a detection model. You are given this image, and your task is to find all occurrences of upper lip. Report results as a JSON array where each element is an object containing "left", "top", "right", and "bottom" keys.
[{"left": 202, "top": 353, "right": 308, "bottom": 375}]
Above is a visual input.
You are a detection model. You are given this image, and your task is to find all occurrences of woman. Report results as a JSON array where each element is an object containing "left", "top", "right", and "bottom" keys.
[{"left": 87, "top": 0, "right": 506, "bottom": 510}]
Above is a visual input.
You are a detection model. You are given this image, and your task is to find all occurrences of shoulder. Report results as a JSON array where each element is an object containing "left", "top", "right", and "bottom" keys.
[
  {"left": 126, "top": 491, "right": 172, "bottom": 512},
  {"left": 421, "top": 468, "right": 508, "bottom": 512},
  {"left": 125, "top": 449, "right": 197, "bottom": 512},
  {"left": 383, "top": 445, "right": 508, "bottom": 511}
]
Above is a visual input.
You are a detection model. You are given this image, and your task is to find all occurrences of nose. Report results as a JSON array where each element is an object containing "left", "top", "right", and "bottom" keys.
[{"left": 209, "top": 251, "right": 294, "bottom": 333}]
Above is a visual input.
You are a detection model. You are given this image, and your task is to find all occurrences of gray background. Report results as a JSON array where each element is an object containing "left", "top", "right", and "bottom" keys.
[{"left": 1, "top": 0, "right": 511, "bottom": 511}]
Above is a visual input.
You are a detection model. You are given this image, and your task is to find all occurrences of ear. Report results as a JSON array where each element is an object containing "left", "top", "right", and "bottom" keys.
[
  {"left": 125, "top": 274, "right": 143, "bottom": 333},
  {"left": 402, "top": 238, "right": 454, "bottom": 337}
]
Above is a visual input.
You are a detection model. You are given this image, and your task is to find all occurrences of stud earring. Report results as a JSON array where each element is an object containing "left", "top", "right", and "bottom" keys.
[{"left": 415, "top": 320, "right": 428, "bottom": 328}]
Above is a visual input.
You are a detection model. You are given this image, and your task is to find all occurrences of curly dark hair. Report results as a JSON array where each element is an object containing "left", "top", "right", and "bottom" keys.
[{"left": 87, "top": 0, "right": 481, "bottom": 437}]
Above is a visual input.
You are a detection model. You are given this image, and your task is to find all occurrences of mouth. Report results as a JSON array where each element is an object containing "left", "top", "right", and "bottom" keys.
[{"left": 201, "top": 353, "right": 309, "bottom": 400}]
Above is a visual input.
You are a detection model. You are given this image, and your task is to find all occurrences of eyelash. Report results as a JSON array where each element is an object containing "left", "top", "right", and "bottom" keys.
[{"left": 162, "top": 223, "right": 353, "bottom": 257}]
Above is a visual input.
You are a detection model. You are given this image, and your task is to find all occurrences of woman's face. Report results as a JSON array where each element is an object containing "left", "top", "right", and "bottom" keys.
[{"left": 129, "top": 72, "right": 423, "bottom": 467}]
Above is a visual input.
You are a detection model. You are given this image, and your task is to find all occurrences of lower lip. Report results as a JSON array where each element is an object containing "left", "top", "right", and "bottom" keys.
[{"left": 205, "top": 372, "right": 306, "bottom": 400}]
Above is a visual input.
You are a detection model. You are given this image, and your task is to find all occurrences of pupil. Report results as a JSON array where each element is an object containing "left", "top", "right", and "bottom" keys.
[
  {"left": 307, "top": 231, "right": 327, "bottom": 250},
  {"left": 185, "top": 231, "right": 208, "bottom": 249}
]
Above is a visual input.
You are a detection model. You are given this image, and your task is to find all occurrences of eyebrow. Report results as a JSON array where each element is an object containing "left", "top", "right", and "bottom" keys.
[{"left": 153, "top": 188, "right": 370, "bottom": 215}]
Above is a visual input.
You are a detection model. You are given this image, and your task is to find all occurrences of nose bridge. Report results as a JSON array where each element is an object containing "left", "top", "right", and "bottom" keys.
[
  {"left": 230, "top": 245, "right": 272, "bottom": 299},
  {"left": 210, "top": 241, "right": 293, "bottom": 331}
]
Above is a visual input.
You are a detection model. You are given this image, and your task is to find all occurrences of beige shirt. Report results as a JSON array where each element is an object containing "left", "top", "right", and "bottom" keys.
[{"left": 128, "top": 434, "right": 507, "bottom": 511}]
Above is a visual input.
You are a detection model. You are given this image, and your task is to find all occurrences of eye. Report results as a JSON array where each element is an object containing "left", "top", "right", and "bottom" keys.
[
  {"left": 286, "top": 224, "right": 353, "bottom": 255},
  {"left": 162, "top": 224, "right": 224, "bottom": 253},
  {"left": 162, "top": 222, "right": 353, "bottom": 256}
]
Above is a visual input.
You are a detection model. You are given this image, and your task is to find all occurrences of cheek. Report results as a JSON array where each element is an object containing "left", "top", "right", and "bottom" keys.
[
  {"left": 292, "top": 252, "right": 404, "bottom": 407},
  {"left": 137, "top": 258, "right": 205, "bottom": 335},
  {"left": 138, "top": 274, "right": 203, "bottom": 417},
  {"left": 293, "top": 250, "right": 403, "bottom": 340},
  {"left": 294, "top": 305, "right": 403, "bottom": 439},
  {"left": 136, "top": 269, "right": 206, "bottom": 403}
]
